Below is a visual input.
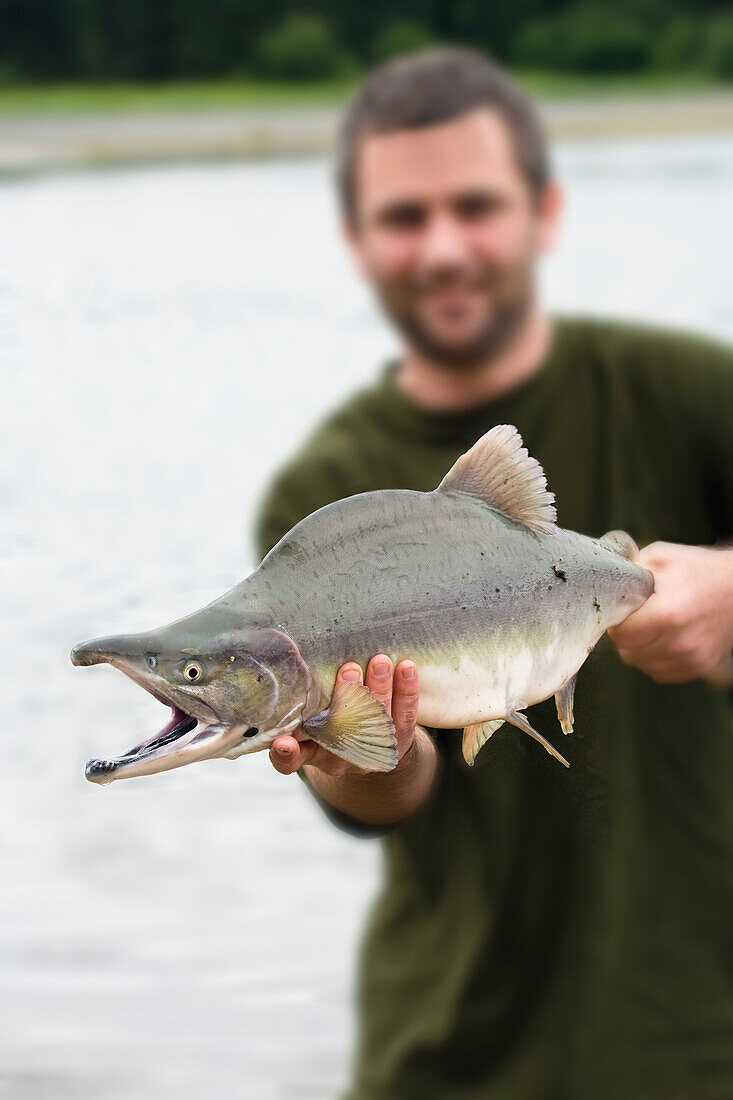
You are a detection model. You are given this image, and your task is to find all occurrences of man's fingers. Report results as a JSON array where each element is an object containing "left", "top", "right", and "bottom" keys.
[
  {"left": 270, "top": 734, "right": 351, "bottom": 776},
  {"left": 614, "top": 631, "right": 671, "bottom": 668},
  {"left": 619, "top": 644, "right": 721, "bottom": 684},
  {"left": 270, "top": 734, "right": 316, "bottom": 774},
  {"left": 636, "top": 541, "right": 672, "bottom": 571},
  {"left": 337, "top": 661, "right": 364, "bottom": 685},
  {"left": 365, "top": 654, "right": 393, "bottom": 715},
  {"left": 608, "top": 604, "right": 665, "bottom": 650},
  {"left": 270, "top": 662, "right": 364, "bottom": 778},
  {"left": 646, "top": 666, "right": 692, "bottom": 684},
  {"left": 272, "top": 658, "right": 419, "bottom": 776},
  {"left": 392, "top": 660, "right": 419, "bottom": 739}
]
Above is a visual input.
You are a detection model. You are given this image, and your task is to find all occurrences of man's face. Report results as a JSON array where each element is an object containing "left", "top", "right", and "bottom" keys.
[{"left": 347, "top": 108, "right": 560, "bottom": 367}]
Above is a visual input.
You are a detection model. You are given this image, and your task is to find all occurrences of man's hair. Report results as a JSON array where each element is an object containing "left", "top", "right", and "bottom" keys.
[{"left": 337, "top": 47, "right": 551, "bottom": 220}]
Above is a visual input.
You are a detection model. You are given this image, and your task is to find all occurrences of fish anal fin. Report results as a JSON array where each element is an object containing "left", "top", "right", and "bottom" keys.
[
  {"left": 302, "top": 680, "right": 398, "bottom": 772},
  {"left": 462, "top": 719, "right": 505, "bottom": 766},
  {"left": 506, "top": 709, "right": 570, "bottom": 768},
  {"left": 437, "top": 424, "right": 556, "bottom": 534},
  {"left": 554, "top": 674, "right": 577, "bottom": 735}
]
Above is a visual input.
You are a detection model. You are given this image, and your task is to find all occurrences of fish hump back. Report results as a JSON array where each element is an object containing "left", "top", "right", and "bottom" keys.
[{"left": 437, "top": 424, "right": 557, "bottom": 534}]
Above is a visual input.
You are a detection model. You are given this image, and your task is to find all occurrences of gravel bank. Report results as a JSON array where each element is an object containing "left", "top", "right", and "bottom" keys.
[{"left": 1, "top": 91, "right": 731, "bottom": 176}]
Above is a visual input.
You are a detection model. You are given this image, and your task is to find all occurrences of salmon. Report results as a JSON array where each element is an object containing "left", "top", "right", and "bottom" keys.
[{"left": 71, "top": 424, "right": 653, "bottom": 782}]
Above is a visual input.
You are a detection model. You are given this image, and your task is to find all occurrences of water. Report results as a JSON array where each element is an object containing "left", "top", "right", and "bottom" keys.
[{"left": 1, "top": 134, "right": 731, "bottom": 1099}]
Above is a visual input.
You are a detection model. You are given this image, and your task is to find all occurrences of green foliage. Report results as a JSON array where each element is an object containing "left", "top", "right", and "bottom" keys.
[
  {"left": 702, "top": 14, "right": 733, "bottom": 79},
  {"left": 0, "top": 59, "right": 23, "bottom": 85},
  {"left": 514, "top": 3, "right": 652, "bottom": 74},
  {"left": 252, "top": 15, "right": 354, "bottom": 81},
  {"left": 370, "top": 19, "right": 434, "bottom": 63},
  {"left": 652, "top": 16, "right": 704, "bottom": 70},
  {"left": 0, "top": 0, "right": 722, "bottom": 84},
  {"left": 172, "top": 5, "right": 227, "bottom": 77}
]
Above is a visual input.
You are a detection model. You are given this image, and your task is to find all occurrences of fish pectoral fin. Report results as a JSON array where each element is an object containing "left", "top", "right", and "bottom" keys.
[
  {"left": 437, "top": 423, "right": 556, "bottom": 534},
  {"left": 463, "top": 720, "right": 505, "bottom": 766},
  {"left": 554, "top": 674, "right": 577, "bottom": 735},
  {"left": 302, "top": 680, "right": 398, "bottom": 772},
  {"left": 505, "top": 709, "right": 570, "bottom": 768}
]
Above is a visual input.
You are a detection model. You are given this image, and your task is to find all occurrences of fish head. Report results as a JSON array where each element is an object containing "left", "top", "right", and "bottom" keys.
[{"left": 71, "top": 612, "right": 311, "bottom": 784}]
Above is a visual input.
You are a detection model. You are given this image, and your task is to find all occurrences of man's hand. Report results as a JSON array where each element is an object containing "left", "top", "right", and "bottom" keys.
[
  {"left": 268, "top": 655, "right": 436, "bottom": 828},
  {"left": 608, "top": 542, "right": 733, "bottom": 685},
  {"left": 269, "top": 655, "right": 421, "bottom": 777}
]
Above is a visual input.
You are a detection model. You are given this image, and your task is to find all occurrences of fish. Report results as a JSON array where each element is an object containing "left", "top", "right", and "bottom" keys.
[{"left": 71, "top": 424, "right": 654, "bottom": 783}]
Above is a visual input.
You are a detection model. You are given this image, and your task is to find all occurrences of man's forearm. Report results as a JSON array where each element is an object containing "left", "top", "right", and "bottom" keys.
[{"left": 302, "top": 725, "right": 438, "bottom": 827}]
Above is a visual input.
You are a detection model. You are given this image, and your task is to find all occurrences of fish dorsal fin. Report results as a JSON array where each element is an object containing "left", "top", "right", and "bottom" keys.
[{"left": 438, "top": 424, "right": 556, "bottom": 533}]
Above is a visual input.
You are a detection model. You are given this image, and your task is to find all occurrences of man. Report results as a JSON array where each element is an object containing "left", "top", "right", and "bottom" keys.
[{"left": 255, "top": 49, "right": 733, "bottom": 1100}]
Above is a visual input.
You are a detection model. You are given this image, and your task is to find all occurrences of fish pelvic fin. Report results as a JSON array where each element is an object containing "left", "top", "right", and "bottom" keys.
[
  {"left": 554, "top": 674, "right": 577, "bottom": 735},
  {"left": 437, "top": 424, "right": 557, "bottom": 534},
  {"left": 302, "top": 680, "right": 398, "bottom": 772},
  {"left": 505, "top": 709, "right": 570, "bottom": 767},
  {"left": 463, "top": 719, "right": 505, "bottom": 766},
  {"left": 600, "top": 529, "right": 640, "bottom": 562}
]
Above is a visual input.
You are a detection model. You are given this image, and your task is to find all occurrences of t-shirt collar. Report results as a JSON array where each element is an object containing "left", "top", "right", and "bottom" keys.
[{"left": 375, "top": 315, "right": 571, "bottom": 447}]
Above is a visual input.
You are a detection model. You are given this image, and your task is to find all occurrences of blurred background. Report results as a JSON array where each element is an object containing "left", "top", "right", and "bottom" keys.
[{"left": 1, "top": 2, "right": 732, "bottom": 1098}]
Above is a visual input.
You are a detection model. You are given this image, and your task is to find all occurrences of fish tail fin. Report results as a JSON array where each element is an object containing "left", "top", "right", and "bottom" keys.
[
  {"left": 302, "top": 680, "right": 398, "bottom": 772},
  {"left": 601, "top": 529, "right": 640, "bottom": 562}
]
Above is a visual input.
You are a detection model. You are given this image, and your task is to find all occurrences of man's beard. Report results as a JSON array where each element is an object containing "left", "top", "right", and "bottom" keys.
[{"left": 375, "top": 261, "right": 535, "bottom": 370}]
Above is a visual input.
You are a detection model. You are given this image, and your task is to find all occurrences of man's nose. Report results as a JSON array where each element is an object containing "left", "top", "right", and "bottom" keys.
[{"left": 417, "top": 212, "right": 469, "bottom": 268}]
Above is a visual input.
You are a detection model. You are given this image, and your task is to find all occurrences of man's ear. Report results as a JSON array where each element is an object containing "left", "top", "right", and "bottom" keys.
[
  {"left": 536, "top": 182, "right": 563, "bottom": 254},
  {"left": 341, "top": 217, "right": 369, "bottom": 277}
]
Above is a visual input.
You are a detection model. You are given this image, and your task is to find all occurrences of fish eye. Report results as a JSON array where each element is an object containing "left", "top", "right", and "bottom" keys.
[
  {"left": 146, "top": 655, "right": 157, "bottom": 670},
  {"left": 243, "top": 727, "right": 259, "bottom": 738},
  {"left": 183, "top": 661, "right": 204, "bottom": 683}
]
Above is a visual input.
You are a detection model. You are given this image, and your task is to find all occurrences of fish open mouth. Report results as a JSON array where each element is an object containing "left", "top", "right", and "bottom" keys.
[
  {"left": 71, "top": 635, "right": 232, "bottom": 784},
  {"left": 84, "top": 701, "right": 226, "bottom": 785},
  {"left": 72, "top": 635, "right": 253, "bottom": 784}
]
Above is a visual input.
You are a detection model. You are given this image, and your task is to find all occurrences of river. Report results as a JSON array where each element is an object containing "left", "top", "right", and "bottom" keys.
[{"left": 1, "top": 134, "right": 731, "bottom": 1098}]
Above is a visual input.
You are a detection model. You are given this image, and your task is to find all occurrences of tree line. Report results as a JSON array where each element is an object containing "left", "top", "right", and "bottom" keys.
[{"left": 2, "top": 0, "right": 732, "bottom": 82}]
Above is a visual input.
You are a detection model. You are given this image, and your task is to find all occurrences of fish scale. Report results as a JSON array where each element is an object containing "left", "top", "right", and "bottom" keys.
[{"left": 245, "top": 489, "right": 647, "bottom": 728}]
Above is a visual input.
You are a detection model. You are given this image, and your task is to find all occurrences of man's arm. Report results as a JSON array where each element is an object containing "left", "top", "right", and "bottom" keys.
[
  {"left": 269, "top": 655, "right": 439, "bottom": 828},
  {"left": 609, "top": 543, "right": 733, "bottom": 685},
  {"left": 608, "top": 332, "right": 733, "bottom": 686}
]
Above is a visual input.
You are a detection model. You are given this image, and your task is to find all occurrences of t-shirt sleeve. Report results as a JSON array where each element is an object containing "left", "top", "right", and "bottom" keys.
[
  {"left": 627, "top": 326, "right": 733, "bottom": 542},
  {"left": 303, "top": 781, "right": 401, "bottom": 839},
  {"left": 690, "top": 339, "right": 733, "bottom": 541},
  {"left": 662, "top": 330, "right": 733, "bottom": 540}
]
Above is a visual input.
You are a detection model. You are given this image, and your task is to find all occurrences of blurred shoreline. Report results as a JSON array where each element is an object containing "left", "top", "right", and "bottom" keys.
[{"left": 1, "top": 89, "right": 732, "bottom": 176}]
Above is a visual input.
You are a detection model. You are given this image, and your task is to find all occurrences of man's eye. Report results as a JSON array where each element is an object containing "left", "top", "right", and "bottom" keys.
[
  {"left": 378, "top": 204, "right": 427, "bottom": 230},
  {"left": 453, "top": 193, "right": 499, "bottom": 221}
]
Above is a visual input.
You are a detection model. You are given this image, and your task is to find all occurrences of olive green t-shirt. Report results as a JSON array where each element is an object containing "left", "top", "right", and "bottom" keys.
[{"left": 255, "top": 317, "right": 733, "bottom": 1100}]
